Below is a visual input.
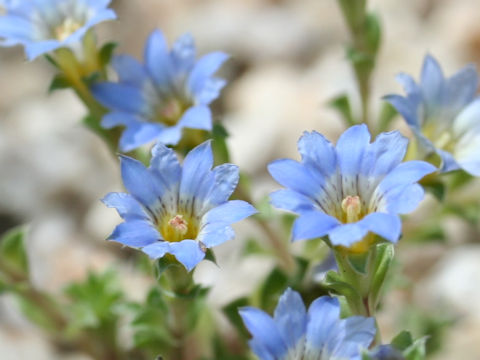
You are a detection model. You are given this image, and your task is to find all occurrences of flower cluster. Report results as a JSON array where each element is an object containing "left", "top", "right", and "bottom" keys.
[
  {"left": 239, "top": 288, "right": 376, "bottom": 360},
  {"left": 91, "top": 29, "right": 229, "bottom": 151},
  {"left": 268, "top": 124, "right": 435, "bottom": 252},
  {"left": 386, "top": 55, "right": 480, "bottom": 176},
  {"left": 103, "top": 141, "right": 256, "bottom": 271},
  {"left": 0, "top": 0, "right": 116, "bottom": 60}
]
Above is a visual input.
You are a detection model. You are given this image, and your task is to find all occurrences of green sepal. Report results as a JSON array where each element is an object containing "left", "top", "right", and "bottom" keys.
[
  {"left": 370, "top": 242, "right": 394, "bottom": 308},
  {"left": 329, "top": 94, "right": 356, "bottom": 126},
  {"left": 324, "top": 270, "right": 361, "bottom": 300},
  {"left": 44, "top": 54, "right": 59, "bottom": 68},
  {"left": 154, "top": 256, "right": 181, "bottom": 280},
  {"left": 377, "top": 101, "right": 397, "bottom": 132},
  {"left": 0, "top": 226, "right": 29, "bottom": 279},
  {"left": 361, "top": 351, "right": 374, "bottom": 360},
  {"left": 222, "top": 297, "right": 250, "bottom": 339},
  {"left": 346, "top": 251, "right": 370, "bottom": 275},
  {"left": 48, "top": 74, "right": 71, "bottom": 93},
  {"left": 82, "top": 71, "right": 102, "bottom": 86},
  {"left": 204, "top": 248, "right": 218, "bottom": 265},
  {"left": 99, "top": 41, "right": 118, "bottom": 67},
  {"left": 391, "top": 330, "right": 414, "bottom": 351}
]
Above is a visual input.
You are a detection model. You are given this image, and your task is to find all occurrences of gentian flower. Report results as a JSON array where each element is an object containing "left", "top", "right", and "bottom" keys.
[
  {"left": 0, "top": 0, "right": 116, "bottom": 60},
  {"left": 385, "top": 54, "right": 480, "bottom": 176},
  {"left": 268, "top": 125, "right": 435, "bottom": 253},
  {"left": 103, "top": 140, "right": 256, "bottom": 271},
  {"left": 91, "top": 29, "right": 229, "bottom": 152},
  {"left": 239, "top": 288, "right": 376, "bottom": 360}
]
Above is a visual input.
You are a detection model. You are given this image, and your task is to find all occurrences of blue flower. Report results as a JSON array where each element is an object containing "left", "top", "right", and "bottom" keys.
[
  {"left": 368, "top": 345, "right": 405, "bottom": 360},
  {"left": 239, "top": 288, "right": 376, "bottom": 360},
  {"left": 0, "top": 0, "right": 116, "bottom": 60},
  {"left": 103, "top": 141, "right": 256, "bottom": 271},
  {"left": 385, "top": 54, "right": 480, "bottom": 176},
  {"left": 91, "top": 29, "right": 229, "bottom": 152},
  {"left": 268, "top": 125, "right": 435, "bottom": 252}
]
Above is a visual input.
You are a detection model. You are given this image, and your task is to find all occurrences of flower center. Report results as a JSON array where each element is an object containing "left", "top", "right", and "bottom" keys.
[
  {"left": 155, "top": 98, "right": 188, "bottom": 127},
  {"left": 160, "top": 214, "right": 199, "bottom": 242},
  {"left": 341, "top": 195, "right": 363, "bottom": 223},
  {"left": 54, "top": 18, "right": 82, "bottom": 41}
]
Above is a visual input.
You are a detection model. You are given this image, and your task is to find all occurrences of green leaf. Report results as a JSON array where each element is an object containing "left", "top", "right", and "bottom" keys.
[
  {"left": 329, "top": 94, "right": 356, "bottom": 126},
  {"left": 242, "top": 237, "right": 268, "bottom": 257},
  {"left": 370, "top": 242, "right": 394, "bottom": 308},
  {"left": 44, "top": 54, "right": 59, "bottom": 68},
  {"left": 0, "top": 226, "right": 29, "bottom": 278},
  {"left": 423, "top": 181, "right": 445, "bottom": 202},
  {"left": 16, "top": 294, "right": 59, "bottom": 332},
  {"left": 48, "top": 74, "right": 71, "bottom": 93},
  {"left": 365, "top": 13, "right": 381, "bottom": 54},
  {"left": 99, "top": 42, "right": 118, "bottom": 67},
  {"left": 404, "top": 337, "right": 427, "bottom": 360},
  {"left": 222, "top": 297, "right": 250, "bottom": 339},
  {"left": 259, "top": 267, "right": 289, "bottom": 311},
  {"left": 391, "top": 330, "right": 414, "bottom": 351},
  {"left": 377, "top": 101, "right": 397, "bottom": 132}
]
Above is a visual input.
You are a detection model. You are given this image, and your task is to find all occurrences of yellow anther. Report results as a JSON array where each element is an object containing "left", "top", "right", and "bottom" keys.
[{"left": 55, "top": 18, "right": 82, "bottom": 41}]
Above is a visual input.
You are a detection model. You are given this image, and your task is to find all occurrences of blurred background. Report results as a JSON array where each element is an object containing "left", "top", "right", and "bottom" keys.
[{"left": 1, "top": 0, "right": 480, "bottom": 358}]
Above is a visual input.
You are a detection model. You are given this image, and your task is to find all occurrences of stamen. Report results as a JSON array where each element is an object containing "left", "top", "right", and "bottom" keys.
[
  {"left": 55, "top": 18, "right": 82, "bottom": 41},
  {"left": 168, "top": 214, "right": 188, "bottom": 236},
  {"left": 341, "top": 195, "right": 362, "bottom": 223}
]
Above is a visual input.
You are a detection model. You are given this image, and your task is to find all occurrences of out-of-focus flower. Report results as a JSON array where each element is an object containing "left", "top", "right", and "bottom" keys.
[
  {"left": 91, "top": 29, "right": 228, "bottom": 152},
  {"left": 103, "top": 141, "right": 256, "bottom": 271},
  {"left": 385, "top": 54, "right": 480, "bottom": 176},
  {"left": 0, "top": 0, "right": 116, "bottom": 60},
  {"left": 268, "top": 125, "right": 435, "bottom": 253},
  {"left": 239, "top": 288, "right": 375, "bottom": 360}
]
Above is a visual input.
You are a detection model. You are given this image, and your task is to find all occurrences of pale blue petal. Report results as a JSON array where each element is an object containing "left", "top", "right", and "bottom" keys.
[
  {"left": 195, "top": 78, "right": 227, "bottom": 105},
  {"left": 198, "top": 226, "right": 234, "bottom": 248},
  {"left": 270, "top": 189, "right": 316, "bottom": 214},
  {"left": 109, "top": 220, "right": 159, "bottom": 247},
  {"left": 249, "top": 339, "right": 275, "bottom": 360},
  {"left": 304, "top": 296, "right": 340, "bottom": 352},
  {"left": 169, "top": 240, "right": 206, "bottom": 271},
  {"left": 328, "top": 223, "right": 368, "bottom": 247},
  {"left": 178, "top": 105, "right": 212, "bottom": 130},
  {"left": 112, "top": 55, "right": 148, "bottom": 86},
  {"left": 171, "top": 33, "right": 196, "bottom": 74},
  {"left": 268, "top": 159, "right": 324, "bottom": 199},
  {"left": 445, "top": 64, "right": 478, "bottom": 116},
  {"left": 361, "top": 131, "right": 408, "bottom": 177},
  {"left": 150, "top": 143, "right": 182, "bottom": 189},
  {"left": 355, "top": 213, "right": 401, "bottom": 243},
  {"left": 453, "top": 98, "right": 480, "bottom": 136},
  {"left": 144, "top": 29, "right": 172, "bottom": 87},
  {"left": 298, "top": 130, "right": 337, "bottom": 179},
  {"left": 378, "top": 161, "right": 436, "bottom": 194},
  {"left": 120, "top": 155, "right": 163, "bottom": 208},
  {"left": 203, "top": 200, "right": 257, "bottom": 232},
  {"left": 455, "top": 129, "right": 480, "bottom": 176},
  {"left": 119, "top": 122, "right": 163, "bottom": 152},
  {"left": 273, "top": 288, "right": 307, "bottom": 350},
  {"left": 335, "top": 124, "right": 371, "bottom": 176},
  {"left": 102, "top": 192, "right": 148, "bottom": 220},
  {"left": 155, "top": 125, "right": 183, "bottom": 145},
  {"left": 239, "top": 307, "right": 289, "bottom": 359},
  {"left": 206, "top": 164, "right": 239, "bottom": 205},
  {"left": 384, "top": 94, "right": 421, "bottom": 129},
  {"left": 101, "top": 112, "right": 137, "bottom": 128},
  {"left": 179, "top": 141, "right": 214, "bottom": 205},
  {"left": 141, "top": 241, "right": 170, "bottom": 259},
  {"left": 421, "top": 54, "right": 444, "bottom": 108},
  {"left": 382, "top": 183, "right": 425, "bottom": 214},
  {"left": 292, "top": 211, "right": 340, "bottom": 242},
  {"left": 91, "top": 83, "right": 146, "bottom": 113},
  {"left": 437, "top": 149, "right": 460, "bottom": 173},
  {"left": 188, "top": 52, "right": 229, "bottom": 97}
]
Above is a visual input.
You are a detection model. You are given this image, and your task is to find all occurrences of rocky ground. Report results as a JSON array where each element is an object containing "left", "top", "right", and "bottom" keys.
[{"left": 1, "top": 0, "right": 480, "bottom": 359}]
